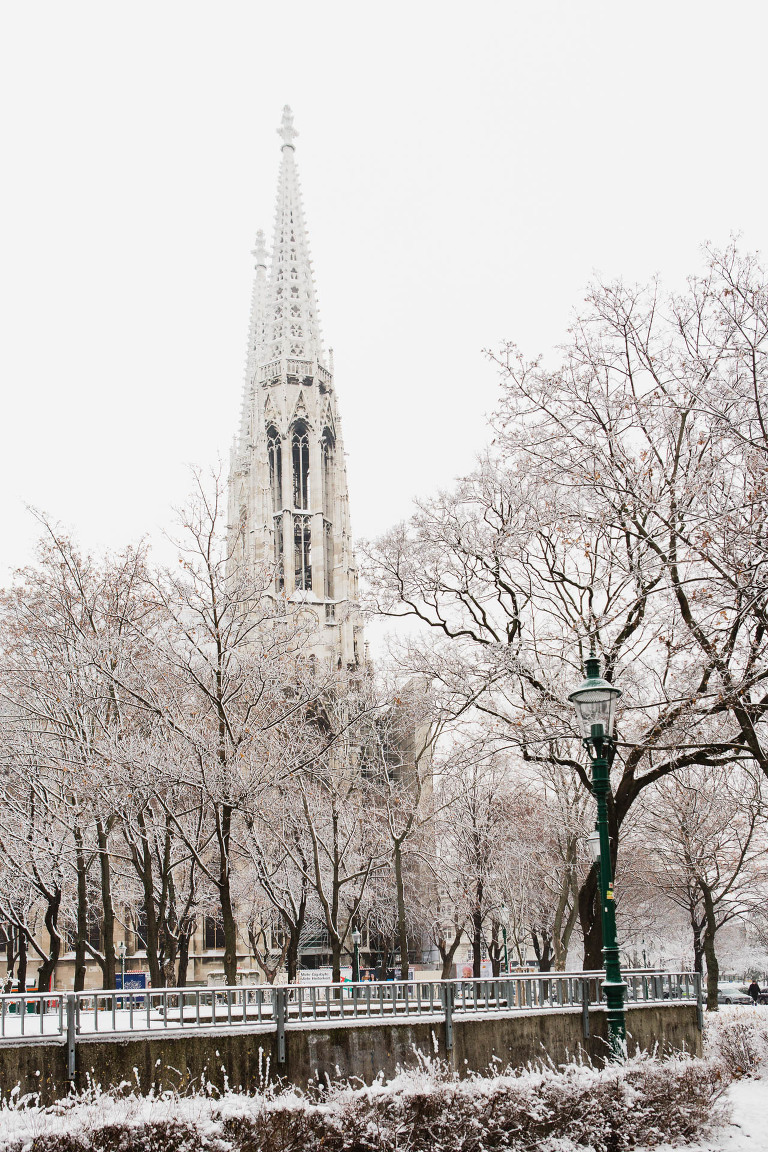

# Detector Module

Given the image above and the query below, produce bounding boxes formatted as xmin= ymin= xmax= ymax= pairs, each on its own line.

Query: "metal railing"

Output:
xmin=0 ymin=991 xmax=65 ymax=1039
xmin=0 ymin=969 xmax=700 ymax=1076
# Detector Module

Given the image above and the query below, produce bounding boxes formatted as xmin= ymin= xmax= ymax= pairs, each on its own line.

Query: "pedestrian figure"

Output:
xmin=747 ymin=980 xmax=761 ymax=1005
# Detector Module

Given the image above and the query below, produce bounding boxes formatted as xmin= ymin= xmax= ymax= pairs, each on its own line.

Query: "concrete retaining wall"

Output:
xmin=0 ymin=1003 xmax=701 ymax=1104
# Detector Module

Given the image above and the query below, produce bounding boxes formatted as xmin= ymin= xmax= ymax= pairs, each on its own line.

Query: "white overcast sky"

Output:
xmin=1 ymin=1 xmax=766 ymax=586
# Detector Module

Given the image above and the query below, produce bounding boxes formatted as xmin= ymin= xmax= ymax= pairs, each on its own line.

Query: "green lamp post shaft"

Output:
xmin=590 ymin=727 xmax=626 ymax=1059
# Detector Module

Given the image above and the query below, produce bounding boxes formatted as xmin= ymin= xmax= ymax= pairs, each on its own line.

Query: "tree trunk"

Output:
xmin=219 ymin=879 xmax=238 ymax=986
xmin=218 ymin=804 xmax=238 ymax=986
xmin=439 ymin=928 xmax=464 ymax=979
xmin=36 ymin=887 xmax=62 ymax=993
xmin=136 ymin=810 xmax=164 ymax=988
xmin=176 ymin=920 xmax=192 ymax=988
xmin=287 ymin=933 xmax=299 ymax=984
xmin=553 ymin=845 xmax=579 ymax=971
xmin=472 ymin=878 xmax=483 ymax=977
xmin=393 ymin=841 xmax=410 ymax=981
xmin=331 ymin=934 xmax=343 ymax=984
xmin=96 ymin=818 xmax=116 ymax=989
xmin=74 ymin=830 xmax=89 ymax=992
xmin=376 ymin=941 xmax=388 ymax=981
xmin=4 ymin=931 xmax=17 ymax=988
xmin=700 ymin=882 xmax=720 ymax=1012
xmin=16 ymin=931 xmax=27 ymax=993
xmin=532 ymin=928 xmax=554 ymax=972
xmin=579 ymin=867 xmax=602 ymax=969
xmin=689 ymin=904 xmax=704 ymax=975
xmin=286 ymin=894 xmax=307 ymax=983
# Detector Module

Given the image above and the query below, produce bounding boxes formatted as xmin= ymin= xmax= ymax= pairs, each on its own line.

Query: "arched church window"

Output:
xmin=274 ymin=515 xmax=284 ymax=592
xmin=324 ymin=520 xmax=333 ymax=600
xmin=321 ymin=427 xmax=335 ymax=516
xmin=294 ymin=515 xmax=312 ymax=591
xmin=267 ymin=426 xmax=282 ymax=512
xmin=292 ymin=423 xmax=310 ymax=509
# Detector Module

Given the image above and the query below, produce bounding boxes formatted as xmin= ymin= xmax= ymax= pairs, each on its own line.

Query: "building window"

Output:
xmin=292 ymin=423 xmax=310 ymax=509
xmin=134 ymin=905 xmax=148 ymax=951
xmin=267 ymin=426 xmax=282 ymax=512
xmin=294 ymin=514 xmax=312 ymax=591
xmin=87 ymin=910 xmax=102 ymax=952
xmin=204 ymin=916 xmax=225 ymax=951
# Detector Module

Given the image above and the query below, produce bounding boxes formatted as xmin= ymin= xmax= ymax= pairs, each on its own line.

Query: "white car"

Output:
xmin=717 ymin=982 xmax=752 ymax=1005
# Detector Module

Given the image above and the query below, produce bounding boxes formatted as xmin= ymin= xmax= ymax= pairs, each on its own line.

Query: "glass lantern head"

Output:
xmin=351 ymin=928 xmax=362 ymax=946
xmin=568 ymin=654 xmax=622 ymax=740
xmin=586 ymin=828 xmax=601 ymax=863
xmin=117 ymin=941 xmax=127 ymax=959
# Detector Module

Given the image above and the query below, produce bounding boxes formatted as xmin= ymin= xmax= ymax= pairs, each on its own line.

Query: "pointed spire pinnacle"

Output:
xmin=278 ymin=105 xmax=299 ymax=149
xmin=251 ymin=228 xmax=268 ymax=267
xmin=235 ymin=229 xmax=269 ymax=461
xmin=263 ymin=107 xmax=324 ymax=366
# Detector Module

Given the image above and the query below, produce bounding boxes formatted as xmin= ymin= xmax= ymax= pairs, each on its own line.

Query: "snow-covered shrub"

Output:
xmin=219 ymin=1053 xmax=725 ymax=1152
xmin=705 ymin=1006 xmax=768 ymax=1078
xmin=0 ymin=1052 xmax=726 ymax=1152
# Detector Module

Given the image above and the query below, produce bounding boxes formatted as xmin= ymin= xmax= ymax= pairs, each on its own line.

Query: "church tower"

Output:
xmin=228 ymin=107 xmax=364 ymax=669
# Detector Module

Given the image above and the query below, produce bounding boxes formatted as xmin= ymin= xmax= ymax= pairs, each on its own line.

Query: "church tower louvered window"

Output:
xmin=267 ymin=426 xmax=284 ymax=590
xmin=267 ymin=426 xmax=282 ymax=512
xmin=292 ymin=423 xmax=310 ymax=510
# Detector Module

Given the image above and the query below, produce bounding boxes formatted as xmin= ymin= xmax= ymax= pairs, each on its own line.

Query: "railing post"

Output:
xmin=581 ymin=979 xmax=590 ymax=1038
xmin=694 ymin=972 xmax=704 ymax=1031
xmin=66 ymin=994 xmax=77 ymax=1081
xmin=275 ymin=987 xmax=287 ymax=1064
xmin=442 ymin=982 xmax=454 ymax=1052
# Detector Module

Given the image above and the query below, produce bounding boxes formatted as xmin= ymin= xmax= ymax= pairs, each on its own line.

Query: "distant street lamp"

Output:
xmin=351 ymin=928 xmax=362 ymax=984
xmin=502 ymin=926 xmax=509 ymax=974
xmin=117 ymin=941 xmax=126 ymax=994
xmin=569 ymin=650 xmax=627 ymax=1060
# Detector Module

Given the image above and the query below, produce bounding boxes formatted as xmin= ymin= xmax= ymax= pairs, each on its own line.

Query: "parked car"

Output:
xmin=717 ymin=982 xmax=752 ymax=1005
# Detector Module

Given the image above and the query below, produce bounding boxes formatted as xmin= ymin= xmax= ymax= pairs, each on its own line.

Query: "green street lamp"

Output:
xmin=569 ymin=652 xmax=627 ymax=1060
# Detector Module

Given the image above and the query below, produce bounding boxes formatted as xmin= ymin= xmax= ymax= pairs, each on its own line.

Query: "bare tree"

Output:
xmin=0 ymin=520 xmax=149 ymax=988
xmin=638 ymin=765 xmax=767 ymax=1009
xmin=98 ymin=471 xmax=336 ymax=985
xmin=362 ymin=243 xmax=768 ymax=968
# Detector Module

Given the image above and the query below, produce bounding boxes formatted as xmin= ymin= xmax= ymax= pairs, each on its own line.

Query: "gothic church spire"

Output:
xmin=228 ymin=108 xmax=363 ymax=671
xmin=264 ymin=106 xmax=325 ymax=367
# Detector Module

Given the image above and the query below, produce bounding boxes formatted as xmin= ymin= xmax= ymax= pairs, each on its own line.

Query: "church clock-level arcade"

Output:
xmin=228 ymin=107 xmax=364 ymax=670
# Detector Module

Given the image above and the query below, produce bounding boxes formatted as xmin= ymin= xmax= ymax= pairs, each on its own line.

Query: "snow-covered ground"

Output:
xmin=649 ymin=1074 xmax=764 ymax=1152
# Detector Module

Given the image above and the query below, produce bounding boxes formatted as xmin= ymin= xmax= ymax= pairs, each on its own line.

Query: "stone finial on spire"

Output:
xmin=251 ymin=229 xmax=268 ymax=267
xmin=278 ymin=105 xmax=298 ymax=149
